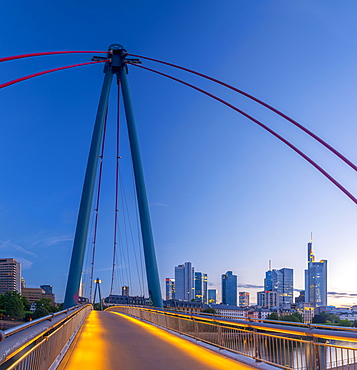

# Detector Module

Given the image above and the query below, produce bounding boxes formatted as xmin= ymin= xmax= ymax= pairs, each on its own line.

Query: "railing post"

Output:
xmin=253 ymin=328 xmax=262 ymax=362
xmin=217 ymin=325 xmax=223 ymax=347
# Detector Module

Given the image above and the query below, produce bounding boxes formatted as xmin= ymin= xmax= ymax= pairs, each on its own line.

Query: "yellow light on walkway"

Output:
xmin=111 ymin=312 xmax=254 ymax=370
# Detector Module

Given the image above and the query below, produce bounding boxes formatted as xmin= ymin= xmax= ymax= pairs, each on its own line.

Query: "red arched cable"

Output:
xmin=128 ymin=63 xmax=357 ymax=205
xmin=128 ymin=54 xmax=357 ymax=172
xmin=0 ymin=60 xmax=109 ymax=89
xmin=89 ymin=108 xmax=108 ymax=302
xmin=0 ymin=51 xmax=107 ymax=63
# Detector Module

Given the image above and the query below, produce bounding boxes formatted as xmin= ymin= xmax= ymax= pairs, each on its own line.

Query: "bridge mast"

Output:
xmin=64 ymin=44 xmax=163 ymax=309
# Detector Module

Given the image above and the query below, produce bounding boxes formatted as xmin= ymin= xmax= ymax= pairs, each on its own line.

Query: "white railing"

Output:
xmin=0 ymin=304 xmax=92 ymax=370
xmin=107 ymin=305 xmax=357 ymax=370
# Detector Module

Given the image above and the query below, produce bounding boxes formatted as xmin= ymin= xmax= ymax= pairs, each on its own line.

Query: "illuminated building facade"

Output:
xmin=264 ymin=267 xmax=293 ymax=307
xmin=239 ymin=292 xmax=250 ymax=307
xmin=0 ymin=258 xmax=21 ymax=294
xmin=175 ymin=262 xmax=194 ymax=301
xmin=208 ymin=289 xmax=217 ymax=304
xmin=165 ymin=278 xmax=175 ymax=300
xmin=222 ymin=271 xmax=237 ymax=306
xmin=257 ymin=290 xmax=279 ymax=308
xmin=305 ymin=239 xmax=327 ymax=307
xmin=194 ymin=272 xmax=208 ymax=303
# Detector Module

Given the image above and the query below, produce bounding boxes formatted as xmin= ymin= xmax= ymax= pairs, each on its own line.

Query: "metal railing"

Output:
xmin=107 ymin=305 xmax=357 ymax=370
xmin=0 ymin=304 xmax=92 ymax=370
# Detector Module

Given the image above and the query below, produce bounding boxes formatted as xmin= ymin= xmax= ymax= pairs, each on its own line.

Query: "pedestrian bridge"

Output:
xmin=1 ymin=305 xmax=357 ymax=370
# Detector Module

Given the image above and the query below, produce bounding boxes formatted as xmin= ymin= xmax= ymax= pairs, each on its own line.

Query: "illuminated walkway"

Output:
xmin=59 ymin=310 xmax=255 ymax=370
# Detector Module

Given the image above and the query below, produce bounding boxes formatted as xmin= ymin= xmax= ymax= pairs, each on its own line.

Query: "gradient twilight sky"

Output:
xmin=1 ymin=1 xmax=357 ymax=306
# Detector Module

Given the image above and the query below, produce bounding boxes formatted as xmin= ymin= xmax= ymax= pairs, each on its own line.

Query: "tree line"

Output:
xmin=0 ymin=291 xmax=61 ymax=321
xmin=266 ymin=311 xmax=357 ymax=327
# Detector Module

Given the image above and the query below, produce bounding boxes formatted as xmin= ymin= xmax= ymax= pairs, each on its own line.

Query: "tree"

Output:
xmin=266 ymin=312 xmax=279 ymax=320
xmin=35 ymin=298 xmax=58 ymax=313
xmin=312 ymin=314 xmax=327 ymax=324
xmin=339 ymin=319 xmax=352 ymax=327
xmin=202 ymin=307 xmax=216 ymax=314
xmin=21 ymin=296 xmax=30 ymax=311
xmin=281 ymin=315 xmax=300 ymax=323
xmin=3 ymin=291 xmax=25 ymax=320
xmin=33 ymin=306 xmax=50 ymax=319
xmin=291 ymin=312 xmax=303 ymax=323
xmin=0 ymin=294 xmax=5 ymax=310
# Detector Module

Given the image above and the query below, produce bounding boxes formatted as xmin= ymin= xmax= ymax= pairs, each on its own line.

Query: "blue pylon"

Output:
xmin=64 ymin=44 xmax=163 ymax=309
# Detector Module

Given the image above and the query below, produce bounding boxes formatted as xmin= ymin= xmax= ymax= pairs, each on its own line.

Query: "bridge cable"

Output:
xmin=89 ymin=108 xmax=109 ymax=302
xmin=0 ymin=60 xmax=109 ymax=89
xmin=118 ymin=176 xmax=133 ymax=290
xmin=0 ymin=50 xmax=107 ymax=63
xmin=131 ymin=169 xmax=147 ymax=296
xmin=128 ymin=54 xmax=357 ymax=173
xmin=120 ymin=170 xmax=145 ymax=296
xmin=128 ymin=63 xmax=357 ymax=205
xmin=110 ymin=82 xmax=122 ymax=296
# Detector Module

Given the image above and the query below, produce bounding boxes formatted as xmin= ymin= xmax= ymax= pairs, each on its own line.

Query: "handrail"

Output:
xmin=1 ymin=304 xmax=89 ymax=340
xmin=106 ymin=305 xmax=357 ymax=343
xmin=0 ymin=304 xmax=92 ymax=368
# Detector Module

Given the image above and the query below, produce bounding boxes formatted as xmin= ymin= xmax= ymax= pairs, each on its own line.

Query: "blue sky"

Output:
xmin=1 ymin=1 xmax=357 ymax=306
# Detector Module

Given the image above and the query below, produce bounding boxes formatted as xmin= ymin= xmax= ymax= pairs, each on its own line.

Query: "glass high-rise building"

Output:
xmin=208 ymin=289 xmax=217 ymax=304
xmin=305 ymin=239 xmax=327 ymax=307
xmin=239 ymin=292 xmax=250 ymax=307
xmin=194 ymin=272 xmax=208 ymax=303
xmin=165 ymin=278 xmax=175 ymax=300
xmin=264 ymin=267 xmax=293 ymax=307
xmin=175 ymin=262 xmax=194 ymax=301
xmin=221 ymin=271 xmax=237 ymax=306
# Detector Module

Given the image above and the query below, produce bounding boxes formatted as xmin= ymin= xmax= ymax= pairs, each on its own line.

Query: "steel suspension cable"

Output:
xmin=128 ymin=54 xmax=357 ymax=172
xmin=89 ymin=109 xmax=108 ymax=302
xmin=0 ymin=50 xmax=107 ymax=63
xmin=110 ymin=82 xmax=122 ymax=296
xmin=0 ymin=60 xmax=109 ymax=89
xmin=128 ymin=63 xmax=357 ymax=205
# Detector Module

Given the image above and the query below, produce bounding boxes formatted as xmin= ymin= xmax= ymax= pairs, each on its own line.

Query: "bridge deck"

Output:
xmin=58 ymin=310 xmax=255 ymax=369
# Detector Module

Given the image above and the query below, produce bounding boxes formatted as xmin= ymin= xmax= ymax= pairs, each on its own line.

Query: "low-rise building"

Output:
xmin=211 ymin=304 xmax=247 ymax=319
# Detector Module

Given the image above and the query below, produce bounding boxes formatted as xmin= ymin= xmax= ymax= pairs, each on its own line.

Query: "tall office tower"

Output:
xmin=194 ymin=272 xmax=208 ymax=303
xmin=165 ymin=278 xmax=175 ymax=300
xmin=0 ymin=258 xmax=21 ymax=294
xmin=194 ymin=272 xmax=203 ymax=302
xmin=221 ymin=271 xmax=238 ymax=305
xmin=208 ymin=289 xmax=217 ymax=304
xmin=264 ymin=260 xmax=273 ymax=291
xmin=264 ymin=267 xmax=293 ymax=307
xmin=202 ymin=273 xmax=208 ymax=304
xmin=239 ymin=292 xmax=250 ymax=307
xmin=305 ymin=238 xmax=327 ymax=307
xmin=175 ymin=262 xmax=194 ymax=301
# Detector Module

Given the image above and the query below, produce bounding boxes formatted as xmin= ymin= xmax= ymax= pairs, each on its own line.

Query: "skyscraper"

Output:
xmin=239 ymin=292 xmax=250 ymax=307
xmin=264 ymin=266 xmax=293 ymax=307
xmin=208 ymin=289 xmax=217 ymax=304
xmin=221 ymin=271 xmax=237 ymax=305
xmin=194 ymin=272 xmax=208 ymax=303
xmin=305 ymin=238 xmax=327 ymax=307
xmin=194 ymin=272 xmax=203 ymax=302
xmin=165 ymin=278 xmax=175 ymax=300
xmin=175 ymin=262 xmax=194 ymax=301
xmin=0 ymin=258 xmax=21 ymax=294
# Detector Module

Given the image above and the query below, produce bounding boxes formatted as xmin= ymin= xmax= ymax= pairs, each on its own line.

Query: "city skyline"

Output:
xmin=1 ymin=2 xmax=357 ymax=305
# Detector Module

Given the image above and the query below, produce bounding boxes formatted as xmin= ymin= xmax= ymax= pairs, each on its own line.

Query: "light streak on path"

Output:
xmin=59 ymin=310 xmax=254 ymax=369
